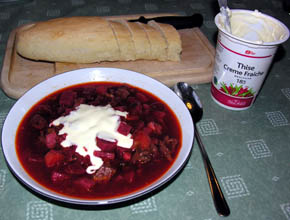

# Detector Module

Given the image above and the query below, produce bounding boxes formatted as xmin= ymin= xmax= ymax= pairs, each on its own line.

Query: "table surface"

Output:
xmin=0 ymin=1 xmax=290 ymax=220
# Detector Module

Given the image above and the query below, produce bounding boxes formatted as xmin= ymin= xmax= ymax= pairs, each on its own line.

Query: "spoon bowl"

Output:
xmin=173 ymin=82 xmax=203 ymax=123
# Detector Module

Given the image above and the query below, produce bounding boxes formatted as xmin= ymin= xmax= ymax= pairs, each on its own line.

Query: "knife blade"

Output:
xmin=128 ymin=13 xmax=203 ymax=29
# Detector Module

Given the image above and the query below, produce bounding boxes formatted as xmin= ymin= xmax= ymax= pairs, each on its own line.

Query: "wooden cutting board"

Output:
xmin=0 ymin=14 xmax=215 ymax=99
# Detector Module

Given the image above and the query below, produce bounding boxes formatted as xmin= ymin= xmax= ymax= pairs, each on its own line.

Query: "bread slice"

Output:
xmin=119 ymin=20 xmax=151 ymax=60
xmin=148 ymin=20 xmax=182 ymax=61
xmin=139 ymin=22 xmax=167 ymax=61
xmin=109 ymin=20 xmax=136 ymax=61
xmin=16 ymin=16 xmax=120 ymax=63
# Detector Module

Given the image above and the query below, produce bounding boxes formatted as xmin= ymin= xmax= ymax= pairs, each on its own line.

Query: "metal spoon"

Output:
xmin=218 ymin=0 xmax=232 ymax=34
xmin=173 ymin=82 xmax=230 ymax=217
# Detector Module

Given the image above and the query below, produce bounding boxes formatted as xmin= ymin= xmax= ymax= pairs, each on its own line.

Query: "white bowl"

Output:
xmin=1 ymin=68 xmax=194 ymax=205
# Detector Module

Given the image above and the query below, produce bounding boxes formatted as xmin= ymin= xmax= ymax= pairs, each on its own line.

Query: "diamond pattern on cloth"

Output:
xmin=221 ymin=175 xmax=250 ymax=199
xmin=0 ymin=170 xmax=7 ymax=191
xmin=130 ymin=197 xmax=158 ymax=214
xmin=0 ymin=112 xmax=7 ymax=128
xmin=118 ymin=0 xmax=132 ymax=3
xmin=71 ymin=0 xmax=85 ymax=6
xmin=185 ymin=160 xmax=193 ymax=169
xmin=281 ymin=203 xmax=290 ymax=220
xmin=46 ymin=9 xmax=61 ymax=17
xmin=246 ymin=139 xmax=272 ymax=159
xmin=96 ymin=6 xmax=111 ymax=15
xmin=189 ymin=3 xmax=205 ymax=10
xmin=197 ymin=119 xmax=221 ymax=136
xmin=26 ymin=201 xmax=53 ymax=220
xmin=0 ymin=12 xmax=10 ymax=20
xmin=265 ymin=111 xmax=289 ymax=127
xmin=18 ymin=19 xmax=33 ymax=26
xmin=186 ymin=190 xmax=194 ymax=196
xmin=144 ymin=3 xmax=159 ymax=11
xmin=281 ymin=88 xmax=290 ymax=101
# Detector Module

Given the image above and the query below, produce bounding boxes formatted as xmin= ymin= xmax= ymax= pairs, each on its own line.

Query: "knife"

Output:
xmin=128 ymin=13 xmax=203 ymax=29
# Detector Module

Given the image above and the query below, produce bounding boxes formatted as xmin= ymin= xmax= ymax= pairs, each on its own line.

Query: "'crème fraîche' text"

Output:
xmin=51 ymin=104 xmax=133 ymax=174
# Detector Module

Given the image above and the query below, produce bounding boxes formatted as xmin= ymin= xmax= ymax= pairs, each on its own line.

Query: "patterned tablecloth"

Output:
xmin=0 ymin=0 xmax=290 ymax=220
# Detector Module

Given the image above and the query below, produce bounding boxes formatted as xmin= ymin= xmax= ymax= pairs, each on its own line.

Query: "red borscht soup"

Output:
xmin=16 ymin=82 xmax=181 ymax=199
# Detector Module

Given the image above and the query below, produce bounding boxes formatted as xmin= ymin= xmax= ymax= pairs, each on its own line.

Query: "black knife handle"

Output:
xmin=130 ymin=14 xmax=203 ymax=29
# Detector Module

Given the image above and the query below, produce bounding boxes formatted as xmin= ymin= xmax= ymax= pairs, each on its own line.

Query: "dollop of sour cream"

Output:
xmin=51 ymin=104 xmax=133 ymax=174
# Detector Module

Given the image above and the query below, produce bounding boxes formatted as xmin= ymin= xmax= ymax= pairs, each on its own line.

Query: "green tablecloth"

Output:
xmin=0 ymin=0 xmax=290 ymax=219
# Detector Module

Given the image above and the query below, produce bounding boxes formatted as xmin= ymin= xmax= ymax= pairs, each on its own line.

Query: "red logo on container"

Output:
xmin=211 ymin=83 xmax=254 ymax=109
xmin=245 ymin=50 xmax=255 ymax=55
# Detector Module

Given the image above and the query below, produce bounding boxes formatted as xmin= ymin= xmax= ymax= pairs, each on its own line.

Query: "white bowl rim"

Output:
xmin=1 ymin=67 xmax=194 ymax=205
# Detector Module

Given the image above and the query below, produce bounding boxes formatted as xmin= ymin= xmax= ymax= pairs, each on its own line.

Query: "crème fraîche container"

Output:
xmin=211 ymin=9 xmax=289 ymax=110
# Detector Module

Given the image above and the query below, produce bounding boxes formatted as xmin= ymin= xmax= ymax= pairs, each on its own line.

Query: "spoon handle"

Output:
xmin=194 ymin=127 xmax=230 ymax=216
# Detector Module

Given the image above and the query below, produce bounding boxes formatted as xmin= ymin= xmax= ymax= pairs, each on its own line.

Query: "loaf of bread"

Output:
xmin=16 ymin=16 xmax=182 ymax=64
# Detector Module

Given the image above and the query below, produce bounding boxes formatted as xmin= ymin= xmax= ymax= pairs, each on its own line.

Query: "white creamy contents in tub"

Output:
xmin=51 ymin=104 xmax=133 ymax=174
xmin=218 ymin=10 xmax=287 ymax=43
